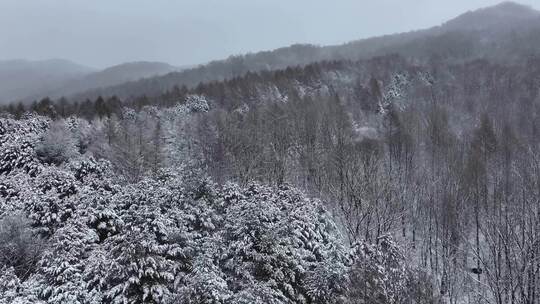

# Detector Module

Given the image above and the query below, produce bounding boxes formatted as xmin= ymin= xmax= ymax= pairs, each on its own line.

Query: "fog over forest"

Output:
xmin=1 ymin=1 xmax=540 ymax=304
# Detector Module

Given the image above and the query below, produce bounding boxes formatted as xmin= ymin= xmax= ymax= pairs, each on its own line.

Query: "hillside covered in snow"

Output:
xmin=2 ymin=2 xmax=540 ymax=304
xmin=0 ymin=113 xmax=434 ymax=303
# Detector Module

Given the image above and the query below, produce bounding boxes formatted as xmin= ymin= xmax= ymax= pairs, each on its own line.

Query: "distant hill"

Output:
xmin=0 ymin=59 xmax=94 ymax=104
xmin=41 ymin=61 xmax=182 ymax=99
xmin=3 ymin=2 xmax=539 ymax=104
xmin=326 ymin=1 xmax=540 ymax=64
xmin=70 ymin=2 xmax=540 ymax=102
xmin=0 ymin=60 xmax=184 ymax=104
xmin=442 ymin=1 xmax=540 ymax=31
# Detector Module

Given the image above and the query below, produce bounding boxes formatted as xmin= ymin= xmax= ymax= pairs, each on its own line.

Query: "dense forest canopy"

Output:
xmin=2 ymin=2 xmax=540 ymax=304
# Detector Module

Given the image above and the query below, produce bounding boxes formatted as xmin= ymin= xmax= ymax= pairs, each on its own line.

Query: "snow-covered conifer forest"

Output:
xmin=2 ymin=2 xmax=540 ymax=303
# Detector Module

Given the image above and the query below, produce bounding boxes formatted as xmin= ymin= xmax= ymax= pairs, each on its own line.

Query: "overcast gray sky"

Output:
xmin=0 ymin=0 xmax=538 ymax=68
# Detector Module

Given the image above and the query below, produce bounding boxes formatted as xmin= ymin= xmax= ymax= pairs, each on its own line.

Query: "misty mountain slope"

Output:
xmin=69 ymin=1 xmax=540 ymax=102
xmin=43 ymin=61 xmax=183 ymax=99
xmin=442 ymin=1 xmax=540 ymax=31
xmin=2 ymin=2 xmax=538 ymax=104
xmin=0 ymin=59 xmax=94 ymax=104
xmin=68 ymin=45 xmax=331 ymax=101
xmin=0 ymin=61 xmax=183 ymax=104
xmin=183 ymin=54 xmax=539 ymax=139
xmin=315 ymin=2 xmax=540 ymax=63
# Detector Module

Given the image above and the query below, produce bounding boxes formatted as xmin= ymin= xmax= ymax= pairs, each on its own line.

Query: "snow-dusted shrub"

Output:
xmin=0 ymin=215 xmax=43 ymax=280
xmin=99 ymin=231 xmax=180 ymax=303
xmin=35 ymin=168 xmax=77 ymax=199
xmin=0 ymin=117 xmax=47 ymax=177
xmin=347 ymin=235 xmax=437 ymax=304
xmin=35 ymin=122 xmax=78 ymax=165
xmin=86 ymin=202 xmax=123 ymax=243
xmin=0 ymin=142 xmax=40 ymax=177
xmin=68 ymin=156 xmax=111 ymax=182
xmin=0 ymin=267 xmax=21 ymax=304
xmin=38 ymin=221 xmax=99 ymax=303
xmin=185 ymin=95 xmax=210 ymax=113
xmin=0 ymin=182 xmax=18 ymax=201
xmin=64 ymin=116 xmax=94 ymax=154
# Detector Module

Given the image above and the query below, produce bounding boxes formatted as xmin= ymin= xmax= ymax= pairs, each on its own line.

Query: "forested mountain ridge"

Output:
xmin=3 ymin=2 xmax=538 ymax=105
xmin=441 ymin=1 xmax=540 ymax=30
xmin=66 ymin=2 xmax=540 ymax=102
xmin=0 ymin=61 xmax=183 ymax=105
xmin=0 ymin=59 xmax=94 ymax=104
xmin=34 ymin=62 xmax=183 ymax=101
